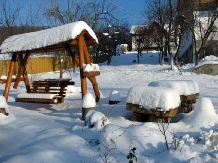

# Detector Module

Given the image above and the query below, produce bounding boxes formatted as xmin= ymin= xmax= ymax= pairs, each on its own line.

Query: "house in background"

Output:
xmin=130 ymin=0 xmax=217 ymax=64
xmin=130 ymin=21 xmax=169 ymax=52
xmin=178 ymin=0 xmax=218 ymax=63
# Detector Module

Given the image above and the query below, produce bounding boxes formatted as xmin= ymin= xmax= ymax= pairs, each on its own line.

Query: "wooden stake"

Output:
xmin=4 ymin=53 xmax=17 ymax=101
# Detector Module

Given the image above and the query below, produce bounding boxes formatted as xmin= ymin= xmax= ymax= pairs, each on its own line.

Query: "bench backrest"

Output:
xmin=31 ymin=80 xmax=75 ymax=97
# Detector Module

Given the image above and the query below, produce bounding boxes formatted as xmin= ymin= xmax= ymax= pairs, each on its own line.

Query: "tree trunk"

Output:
xmin=170 ymin=55 xmax=174 ymax=70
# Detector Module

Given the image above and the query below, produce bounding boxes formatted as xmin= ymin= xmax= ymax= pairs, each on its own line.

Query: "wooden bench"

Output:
xmin=16 ymin=79 xmax=75 ymax=104
xmin=0 ymin=77 xmax=24 ymax=84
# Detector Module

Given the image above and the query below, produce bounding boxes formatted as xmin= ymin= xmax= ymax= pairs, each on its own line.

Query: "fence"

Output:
xmin=0 ymin=55 xmax=108 ymax=76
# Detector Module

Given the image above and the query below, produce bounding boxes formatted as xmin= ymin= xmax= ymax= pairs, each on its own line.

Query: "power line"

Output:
xmin=108 ymin=0 xmax=147 ymax=21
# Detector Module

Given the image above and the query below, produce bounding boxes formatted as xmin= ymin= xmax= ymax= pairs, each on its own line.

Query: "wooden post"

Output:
xmin=14 ymin=52 xmax=30 ymax=93
xmin=87 ymin=76 xmax=100 ymax=102
xmin=4 ymin=53 xmax=17 ymax=101
xmin=77 ymin=35 xmax=87 ymax=98
xmin=82 ymin=35 xmax=100 ymax=102
xmin=82 ymin=37 xmax=92 ymax=64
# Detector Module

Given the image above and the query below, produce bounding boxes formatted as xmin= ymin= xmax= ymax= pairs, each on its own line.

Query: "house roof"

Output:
xmin=130 ymin=21 xmax=166 ymax=35
xmin=0 ymin=21 xmax=98 ymax=54
xmin=130 ymin=25 xmax=148 ymax=34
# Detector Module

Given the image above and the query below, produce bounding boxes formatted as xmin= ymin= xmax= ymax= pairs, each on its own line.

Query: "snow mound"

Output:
xmin=85 ymin=110 xmax=110 ymax=131
xmin=0 ymin=96 xmax=15 ymax=125
xmin=0 ymin=96 xmax=9 ymax=114
xmin=82 ymin=93 xmax=96 ymax=108
xmin=182 ymin=97 xmax=218 ymax=128
xmin=126 ymin=86 xmax=180 ymax=111
xmin=196 ymin=55 xmax=218 ymax=68
xmin=109 ymin=90 xmax=121 ymax=101
xmin=99 ymin=124 xmax=136 ymax=151
xmin=148 ymin=80 xmax=199 ymax=95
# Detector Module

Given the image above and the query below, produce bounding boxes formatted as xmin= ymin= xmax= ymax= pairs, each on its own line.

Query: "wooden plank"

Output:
xmin=16 ymin=97 xmax=58 ymax=104
xmin=83 ymin=71 xmax=100 ymax=77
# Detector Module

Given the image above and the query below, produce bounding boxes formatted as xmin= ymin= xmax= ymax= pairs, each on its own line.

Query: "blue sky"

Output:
xmin=8 ymin=0 xmax=146 ymax=26
xmin=111 ymin=0 xmax=146 ymax=25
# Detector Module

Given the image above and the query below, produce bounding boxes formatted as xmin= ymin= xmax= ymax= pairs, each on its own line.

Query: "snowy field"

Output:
xmin=1 ymin=52 xmax=218 ymax=163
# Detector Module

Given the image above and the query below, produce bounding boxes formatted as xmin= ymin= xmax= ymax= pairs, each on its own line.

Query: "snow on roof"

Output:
xmin=0 ymin=54 xmax=11 ymax=60
xmin=126 ymin=86 xmax=180 ymax=111
xmin=148 ymin=80 xmax=199 ymax=96
xmin=0 ymin=21 xmax=98 ymax=53
xmin=130 ymin=25 xmax=147 ymax=34
xmin=195 ymin=55 xmax=218 ymax=68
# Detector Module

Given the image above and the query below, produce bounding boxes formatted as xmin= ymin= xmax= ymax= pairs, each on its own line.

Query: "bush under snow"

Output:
xmin=85 ymin=110 xmax=110 ymax=131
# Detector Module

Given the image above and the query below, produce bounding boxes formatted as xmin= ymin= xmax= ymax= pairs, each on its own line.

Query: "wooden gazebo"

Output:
xmin=0 ymin=21 xmax=100 ymax=103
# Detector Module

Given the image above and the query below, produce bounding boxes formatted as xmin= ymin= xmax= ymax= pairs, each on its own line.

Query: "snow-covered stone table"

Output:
xmin=148 ymin=80 xmax=200 ymax=113
xmin=126 ymin=86 xmax=180 ymax=123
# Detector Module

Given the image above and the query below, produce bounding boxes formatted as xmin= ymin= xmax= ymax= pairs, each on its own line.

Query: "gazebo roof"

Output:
xmin=0 ymin=21 xmax=98 ymax=54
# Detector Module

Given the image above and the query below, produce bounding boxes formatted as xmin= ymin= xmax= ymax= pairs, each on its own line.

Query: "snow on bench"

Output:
xmin=16 ymin=79 xmax=75 ymax=104
xmin=148 ymin=80 xmax=200 ymax=113
xmin=126 ymin=86 xmax=180 ymax=122
xmin=16 ymin=93 xmax=60 ymax=104
xmin=15 ymin=93 xmax=60 ymax=104
xmin=17 ymin=93 xmax=58 ymax=99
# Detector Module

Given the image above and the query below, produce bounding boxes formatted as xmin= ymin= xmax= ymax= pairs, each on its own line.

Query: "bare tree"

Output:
xmin=130 ymin=25 xmax=147 ymax=63
xmin=193 ymin=8 xmax=218 ymax=65
xmin=143 ymin=0 xmax=180 ymax=70
xmin=0 ymin=1 xmax=23 ymax=44
xmin=176 ymin=0 xmax=218 ymax=65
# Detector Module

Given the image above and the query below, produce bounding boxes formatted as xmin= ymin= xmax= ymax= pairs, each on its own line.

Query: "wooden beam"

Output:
xmin=23 ymin=52 xmax=31 ymax=92
xmin=13 ymin=52 xmax=30 ymax=92
xmin=69 ymin=39 xmax=77 ymax=45
xmin=78 ymin=35 xmax=87 ymax=98
xmin=82 ymin=34 xmax=100 ymax=102
xmin=82 ymin=37 xmax=92 ymax=64
xmin=63 ymin=44 xmax=79 ymax=66
xmin=4 ymin=53 xmax=17 ymax=101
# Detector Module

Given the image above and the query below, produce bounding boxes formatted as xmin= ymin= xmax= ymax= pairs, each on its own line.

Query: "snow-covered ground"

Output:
xmin=1 ymin=52 xmax=218 ymax=163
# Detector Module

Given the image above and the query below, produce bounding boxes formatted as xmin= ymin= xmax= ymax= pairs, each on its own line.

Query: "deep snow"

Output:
xmin=0 ymin=52 xmax=218 ymax=163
